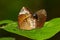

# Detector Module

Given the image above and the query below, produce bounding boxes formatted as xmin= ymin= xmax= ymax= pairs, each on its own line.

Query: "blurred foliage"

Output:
xmin=0 ymin=0 xmax=43 ymax=21
xmin=0 ymin=18 xmax=60 ymax=40
xmin=0 ymin=37 xmax=15 ymax=40
xmin=44 ymin=0 xmax=60 ymax=20
xmin=0 ymin=0 xmax=60 ymax=21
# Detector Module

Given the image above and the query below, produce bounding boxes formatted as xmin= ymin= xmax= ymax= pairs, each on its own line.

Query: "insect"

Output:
xmin=18 ymin=7 xmax=47 ymax=30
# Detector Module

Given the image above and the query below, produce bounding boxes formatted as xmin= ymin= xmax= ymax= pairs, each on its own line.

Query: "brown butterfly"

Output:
xmin=18 ymin=7 xmax=47 ymax=30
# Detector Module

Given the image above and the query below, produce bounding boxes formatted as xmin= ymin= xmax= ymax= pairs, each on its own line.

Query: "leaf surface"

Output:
xmin=0 ymin=18 xmax=60 ymax=40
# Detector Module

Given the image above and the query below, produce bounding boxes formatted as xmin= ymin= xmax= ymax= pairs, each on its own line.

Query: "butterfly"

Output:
xmin=18 ymin=7 xmax=47 ymax=30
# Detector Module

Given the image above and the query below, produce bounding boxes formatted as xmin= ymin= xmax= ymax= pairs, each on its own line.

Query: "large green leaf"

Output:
xmin=0 ymin=18 xmax=60 ymax=40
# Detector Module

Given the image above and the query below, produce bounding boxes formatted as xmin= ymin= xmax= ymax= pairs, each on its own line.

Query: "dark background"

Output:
xmin=0 ymin=0 xmax=60 ymax=40
xmin=0 ymin=0 xmax=60 ymax=21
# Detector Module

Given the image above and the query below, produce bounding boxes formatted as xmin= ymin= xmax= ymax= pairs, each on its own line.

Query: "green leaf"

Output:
xmin=0 ymin=20 xmax=14 ymax=24
xmin=0 ymin=37 xmax=15 ymax=40
xmin=1 ymin=18 xmax=60 ymax=40
xmin=0 ymin=20 xmax=14 ymax=28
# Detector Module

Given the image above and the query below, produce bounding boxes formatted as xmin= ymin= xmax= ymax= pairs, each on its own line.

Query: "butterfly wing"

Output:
xmin=35 ymin=9 xmax=47 ymax=27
